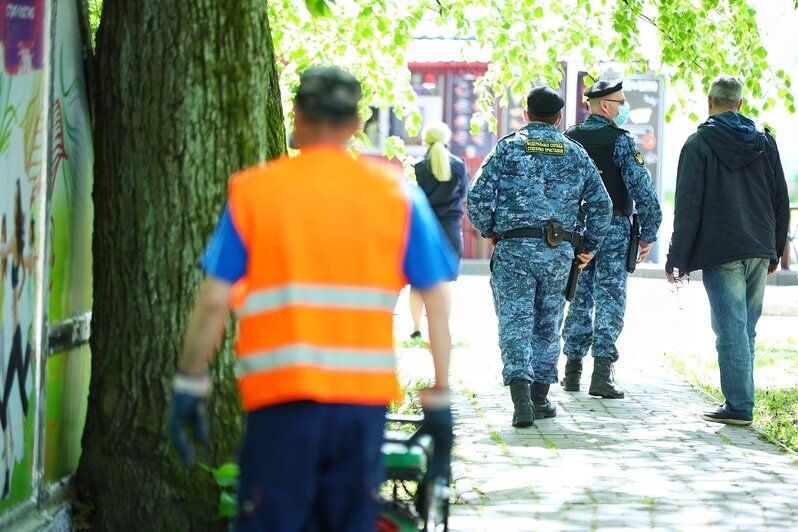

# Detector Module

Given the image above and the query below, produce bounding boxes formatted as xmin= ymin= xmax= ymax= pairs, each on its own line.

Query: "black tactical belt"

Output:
xmin=495 ymin=226 xmax=580 ymax=246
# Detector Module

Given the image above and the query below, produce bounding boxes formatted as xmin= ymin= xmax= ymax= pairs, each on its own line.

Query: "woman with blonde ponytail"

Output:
xmin=409 ymin=121 xmax=470 ymax=341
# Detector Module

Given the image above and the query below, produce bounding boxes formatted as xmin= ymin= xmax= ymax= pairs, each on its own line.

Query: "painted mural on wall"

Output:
xmin=0 ymin=0 xmax=46 ymax=507
xmin=45 ymin=0 xmax=93 ymax=483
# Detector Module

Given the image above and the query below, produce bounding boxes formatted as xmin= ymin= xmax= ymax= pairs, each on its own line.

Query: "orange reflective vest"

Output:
xmin=228 ymin=146 xmax=408 ymax=411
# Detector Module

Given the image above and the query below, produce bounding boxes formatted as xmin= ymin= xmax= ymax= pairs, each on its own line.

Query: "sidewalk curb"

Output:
xmin=460 ymin=259 xmax=798 ymax=317
xmin=461 ymin=259 xmax=798 ymax=285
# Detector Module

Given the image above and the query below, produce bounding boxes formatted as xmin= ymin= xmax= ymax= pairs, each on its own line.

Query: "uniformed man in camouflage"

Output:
xmin=467 ymin=86 xmax=612 ymax=427
xmin=560 ymin=80 xmax=663 ymax=398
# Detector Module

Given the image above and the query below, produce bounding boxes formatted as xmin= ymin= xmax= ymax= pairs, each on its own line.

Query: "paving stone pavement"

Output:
xmin=395 ymin=275 xmax=798 ymax=531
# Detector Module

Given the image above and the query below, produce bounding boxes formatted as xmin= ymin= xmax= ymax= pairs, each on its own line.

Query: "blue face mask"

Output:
xmin=613 ymin=103 xmax=630 ymax=126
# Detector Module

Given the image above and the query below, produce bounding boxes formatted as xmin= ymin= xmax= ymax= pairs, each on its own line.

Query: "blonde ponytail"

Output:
xmin=423 ymin=122 xmax=452 ymax=182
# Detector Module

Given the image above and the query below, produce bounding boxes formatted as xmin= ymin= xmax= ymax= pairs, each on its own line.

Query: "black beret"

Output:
xmin=526 ymin=86 xmax=564 ymax=116
xmin=295 ymin=66 xmax=362 ymax=123
xmin=584 ymin=79 xmax=623 ymax=99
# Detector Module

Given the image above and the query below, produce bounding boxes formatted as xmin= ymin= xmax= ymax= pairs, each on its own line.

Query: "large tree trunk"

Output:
xmin=74 ymin=1 xmax=285 ymax=529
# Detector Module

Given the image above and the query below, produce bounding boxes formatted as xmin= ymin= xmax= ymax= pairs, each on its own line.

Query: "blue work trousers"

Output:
xmin=235 ymin=401 xmax=386 ymax=532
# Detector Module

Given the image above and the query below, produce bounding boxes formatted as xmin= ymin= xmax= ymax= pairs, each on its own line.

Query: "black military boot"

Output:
xmin=589 ymin=357 xmax=625 ymax=399
xmin=531 ymin=382 xmax=557 ymax=418
xmin=509 ymin=379 xmax=534 ymax=427
xmin=560 ymin=359 xmax=582 ymax=392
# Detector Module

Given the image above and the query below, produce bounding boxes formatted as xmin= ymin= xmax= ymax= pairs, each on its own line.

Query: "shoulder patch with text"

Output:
xmin=525 ymin=140 xmax=565 ymax=156
xmin=634 ymin=151 xmax=645 ymax=166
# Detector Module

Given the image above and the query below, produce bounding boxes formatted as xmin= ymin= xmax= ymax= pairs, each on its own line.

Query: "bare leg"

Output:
xmin=409 ymin=287 xmax=424 ymax=336
xmin=442 ymin=282 xmax=453 ymax=321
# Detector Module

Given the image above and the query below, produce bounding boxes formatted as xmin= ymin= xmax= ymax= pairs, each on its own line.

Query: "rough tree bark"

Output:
xmin=74 ymin=1 xmax=285 ymax=529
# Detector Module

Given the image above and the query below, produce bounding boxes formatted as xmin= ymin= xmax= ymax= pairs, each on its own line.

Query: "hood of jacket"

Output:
xmin=696 ymin=111 xmax=766 ymax=171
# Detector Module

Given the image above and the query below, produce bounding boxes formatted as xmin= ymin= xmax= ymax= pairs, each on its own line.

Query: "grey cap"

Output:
xmin=295 ymin=66 xmax=362 ymax=124
xmin=526 ymin=86 xmax=565 ymax=116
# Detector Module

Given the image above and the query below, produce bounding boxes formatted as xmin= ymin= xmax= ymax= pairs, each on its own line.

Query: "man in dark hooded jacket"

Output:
xmin=665 ymin=75 xmax=790 ymax=426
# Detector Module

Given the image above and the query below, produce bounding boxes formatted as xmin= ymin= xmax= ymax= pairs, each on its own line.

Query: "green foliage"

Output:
xmin=271 ymin=0 xmax=794 ymax=150
xmin=86 ymin=0 xmax=796 ymax=154
xmin=656 ymin=0 xmax=794 ymax=120
xmin=201 ymin=462 xmax=240 ymax=518
xmin=304 ymin=0 xmax=334 ymax=18
xmin=85 ymin=0 xmax=102 ymax=50
xmin=269 ymin=0 xmax=426 ymax=169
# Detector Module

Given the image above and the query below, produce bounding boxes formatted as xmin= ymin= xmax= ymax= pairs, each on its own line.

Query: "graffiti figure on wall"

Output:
xmin=0 ymin=179 xmax=34 ymax=498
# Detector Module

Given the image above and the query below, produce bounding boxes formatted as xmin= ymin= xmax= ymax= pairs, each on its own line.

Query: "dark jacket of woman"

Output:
xmin=414 ymin=153 xmax=470 ymax=256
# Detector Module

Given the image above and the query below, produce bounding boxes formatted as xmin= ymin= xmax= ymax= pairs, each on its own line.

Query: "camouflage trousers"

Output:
xmin=562 ymin=216 xmax=631 ymax=363
xmin=490 ymin=240 xmax=570 ymax=385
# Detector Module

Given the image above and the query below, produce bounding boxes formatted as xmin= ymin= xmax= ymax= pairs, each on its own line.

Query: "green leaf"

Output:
xmin=214 ymin=463 xmax=241 ymax=488
xmin=534 ymin=7 xmax=544 ymax=18
xmin=219 ymin=491 xmax=238 ymax=518
xmin=305 ymin=0 xmax=333 ymax=17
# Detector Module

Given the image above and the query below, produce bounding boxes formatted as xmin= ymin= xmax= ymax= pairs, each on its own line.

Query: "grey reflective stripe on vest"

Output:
xmin=236 ymin=345 xmax=396 ymax=377
xmin=239 ymin=284 xmax=398 ymax=317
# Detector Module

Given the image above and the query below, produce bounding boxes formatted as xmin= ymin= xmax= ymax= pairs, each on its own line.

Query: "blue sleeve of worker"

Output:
xmin=403 ymin=186 xmax=458 ymax=290
xmin=614 ymin=133 xmax=662 ymax=243
xmin=466 ymin=144 xmax=502 ymax=237
xmin=200 ymin=204 xmax=248 ymax=284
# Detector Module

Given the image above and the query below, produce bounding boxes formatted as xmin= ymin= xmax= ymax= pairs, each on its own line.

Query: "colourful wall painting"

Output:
xmin=0 ymin=0 xmax=47 ymax=509
xmin=0 ymin=0 xmax=93 ymax=517
xmin=44 ymin=0 xmax=93 ymax=483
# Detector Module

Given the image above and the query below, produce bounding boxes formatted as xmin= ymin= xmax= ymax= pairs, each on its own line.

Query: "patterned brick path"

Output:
xmin=395 ymin=276 xmax=798 ymax=531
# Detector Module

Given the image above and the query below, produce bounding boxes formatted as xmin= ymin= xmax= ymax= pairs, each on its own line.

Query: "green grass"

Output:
xmin=396 ymin=337 xmax=471 ymax=349
xmin=665 ymin=339 xmax=798 ymax=453
xmin=397 ymin=337 xmax=430 ymax=349
xmin=638 ymin=496 xmax=656 ymax=506
xmin=386 ymin=378 xmax=428 ymax=434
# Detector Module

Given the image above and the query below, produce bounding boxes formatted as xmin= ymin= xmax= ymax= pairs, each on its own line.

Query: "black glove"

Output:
xmin=414 ymin=388 xmax=453 ymax=481
xmin=167 ymin=372 xmax=211 ymax=467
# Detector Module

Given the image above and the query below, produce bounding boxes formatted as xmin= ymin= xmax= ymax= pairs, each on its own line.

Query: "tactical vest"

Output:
xmin=565 ymin=123 xmax=632 ymax=215
xmin=228 ymin=146 xmax=406 ymax=411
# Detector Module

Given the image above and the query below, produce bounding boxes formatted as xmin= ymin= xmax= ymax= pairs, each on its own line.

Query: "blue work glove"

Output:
xmin=167 ymin=372 xmax=211 ymax=467
xmin=414 ymin=388 xmax=453 ymax=481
